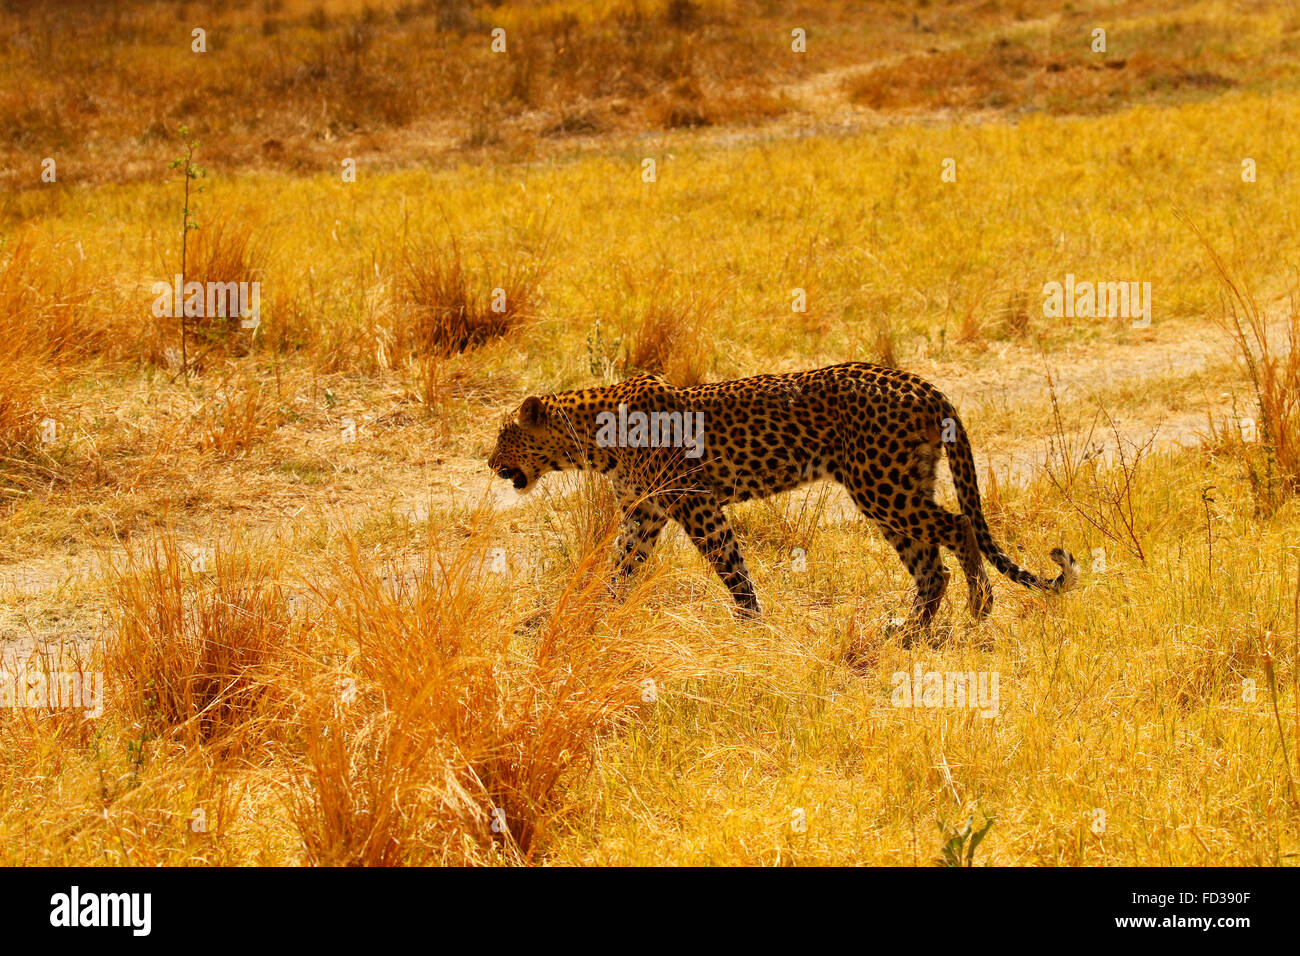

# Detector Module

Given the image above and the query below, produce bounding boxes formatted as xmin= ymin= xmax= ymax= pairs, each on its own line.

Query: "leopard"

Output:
xmin=487 ymin=362 xmax=1078 ymax=634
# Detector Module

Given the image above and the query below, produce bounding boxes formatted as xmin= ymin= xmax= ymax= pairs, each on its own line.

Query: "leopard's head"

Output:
xmin=488 ymin=396 xmax=570 ymax=494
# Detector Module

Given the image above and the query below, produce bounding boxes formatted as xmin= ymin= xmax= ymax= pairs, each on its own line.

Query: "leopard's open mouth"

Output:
xmin=496 ymin=467 xmax=528 ymax=490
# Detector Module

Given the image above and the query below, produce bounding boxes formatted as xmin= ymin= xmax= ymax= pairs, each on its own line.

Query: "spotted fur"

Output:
xmin=488 ymin=362 xmax=1078 ymax=631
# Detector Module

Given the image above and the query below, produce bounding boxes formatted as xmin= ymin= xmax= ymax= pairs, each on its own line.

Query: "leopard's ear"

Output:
xmin=519 ymin=396 xmax=548 ymax=427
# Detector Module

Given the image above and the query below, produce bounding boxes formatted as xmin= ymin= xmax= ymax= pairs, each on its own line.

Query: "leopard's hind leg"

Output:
xmin=840 ymin=435 xmax=992 ymax=625
xmin=882 ymin=531 xmax=950 ymax=639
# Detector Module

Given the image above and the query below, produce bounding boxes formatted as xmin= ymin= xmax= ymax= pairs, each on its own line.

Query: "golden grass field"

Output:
xmin=1 ymin=0 xmax=1298 ymax=865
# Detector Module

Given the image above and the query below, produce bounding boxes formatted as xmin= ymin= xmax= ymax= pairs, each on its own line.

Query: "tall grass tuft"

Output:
xmin=191 ymin=371 xmax=286 ymax=458
xmin=0 ymin=232 xmax=105 ymax=361
xmin=394 ymin=235 xmax=549 ymax=359
xmin=0 ymin=233 xmax=107 ymax=487
xmin=107 ymin=534 xmax=304 ymax=749
xmin=0 ymin=353 xmax=43 ymax=461
xmin=288 ymin=515 xmax=687 ymax=864
xmin=1190 ymin=220 xmax=1300 ymax=511
xmin=621 ymin=290 xmax=718 ymax=386
xmin=159 ymin=210 xmax=267 ymax=366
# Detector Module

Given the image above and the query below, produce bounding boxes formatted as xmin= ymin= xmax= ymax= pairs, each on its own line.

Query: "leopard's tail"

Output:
xmin=942 ymin=405 xmax=1079 ymax=593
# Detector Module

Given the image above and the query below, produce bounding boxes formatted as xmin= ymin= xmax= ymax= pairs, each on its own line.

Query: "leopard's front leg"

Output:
xmin=614 ymin=499 xmax=668 ymax=577
xmin=670 ymin=492 xmax=761 ymax=618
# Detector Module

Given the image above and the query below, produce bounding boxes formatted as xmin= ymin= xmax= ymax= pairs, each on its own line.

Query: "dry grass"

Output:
xmin=1219 ymin=298 xmax=1300 ymax=502
xmin=0 ymin=232 xmax=111 ymax=490
xmin=0 ymin=231 xmax=108 ymax=361
xmin=0 ymin=0 xmax=828 ymax=192
xmin=191 ymin=372 xmax=289 ymax=458
xmin=289 ymin=519 xmax=686 ymax=863
xmin=392 ymin=234 xmax=549 ymax=360
xmin=0 ymin=353 xmax=44 ymax=459
xmin=13 ymin=0 xmax=1266 ymax=198
xmin=176 ymin=212 xmax=267 ymax=354
xmin=621 ymin=290 xmax=718 ymax=386
xmin=1042 ymin=388 xmax=1155 ymax=565
xmin=107 ymin=533 xmax=304 ymax=748
xmin=846 ymin=17 xmax=1259 ymax=115
xmin=1188 ymin=220 xmax=1300 ymax=511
